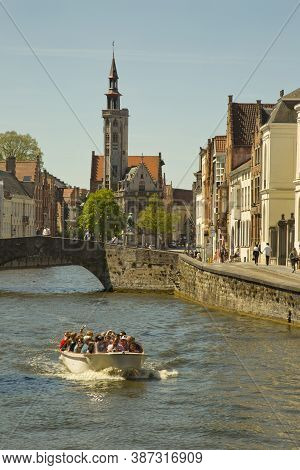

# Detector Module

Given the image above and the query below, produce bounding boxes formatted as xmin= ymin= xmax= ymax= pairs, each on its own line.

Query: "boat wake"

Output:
xmin=26 ymin=352 xmax=178 ymax=383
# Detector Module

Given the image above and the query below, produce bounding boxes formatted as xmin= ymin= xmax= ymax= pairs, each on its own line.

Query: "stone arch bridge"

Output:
xmin=0 ymin=237 xmax=179 ymax=292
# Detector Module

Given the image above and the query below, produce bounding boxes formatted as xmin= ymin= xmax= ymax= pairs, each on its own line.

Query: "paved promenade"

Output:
xmin=187 ymin=258 xmax=300 ymax=293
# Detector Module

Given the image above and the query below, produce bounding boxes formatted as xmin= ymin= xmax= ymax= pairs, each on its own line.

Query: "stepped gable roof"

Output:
xmin=0 ymin=170 xmax=31 ymax=197
xmin=128 ymin=155 xmax=163 ymax=182
xmin=91 ymin=154 xmax=104 ymax=182
xmin=51 ymin=174 xmax=68 ymax=188
xmin=214 ymin=135 xmax=226 ymax=153
xmin=90 ymin=154 xmax=164 ymax=184
xmin=0 ymin=160 xmax=38 ymax=182
xmin=231 ymin=103 xmax=258 ymax=146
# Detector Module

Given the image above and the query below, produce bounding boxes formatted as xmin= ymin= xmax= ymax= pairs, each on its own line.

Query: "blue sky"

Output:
xmin=0 ymin=0 xmax=299 ymax=189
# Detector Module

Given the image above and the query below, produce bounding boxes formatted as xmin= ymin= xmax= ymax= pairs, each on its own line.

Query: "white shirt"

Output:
xmin=264 ymin=246 xmax=272 ymax=256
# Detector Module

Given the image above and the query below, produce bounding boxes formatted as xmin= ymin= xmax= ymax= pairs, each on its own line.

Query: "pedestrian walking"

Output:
xmin=220 ymin=246 xmax=226 ymax=263
xmin=252 ymin=243 xmax=260 ymax=265
xmin=289 ymin=248 xmax=298 ymax=273
xmin=263 ymin=243 xmax=272 ymax=266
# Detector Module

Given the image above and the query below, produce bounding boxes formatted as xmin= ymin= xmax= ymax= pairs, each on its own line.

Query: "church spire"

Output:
xmin=102 ymin=46 xmax=129 ymax=191
xmin=105 ymin=44 xmax=121 ymax=110
xmin=109 ymin=49 xmax=119 ymax=80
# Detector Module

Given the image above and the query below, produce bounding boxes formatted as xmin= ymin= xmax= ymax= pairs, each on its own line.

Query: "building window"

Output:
xmin=112 ymin=133 xmax=118 ymax=143
xmin=105 ymin=133 xmax=110 ymax=144
xmin=139 ymin=181 xmax=145 ymax=192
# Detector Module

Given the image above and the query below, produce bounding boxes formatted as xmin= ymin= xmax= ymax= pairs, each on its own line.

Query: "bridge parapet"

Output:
xmin=0 ymin=237 xmax=180 ymax=292
xmin=0 ymin=236 xmax=112 ymax=290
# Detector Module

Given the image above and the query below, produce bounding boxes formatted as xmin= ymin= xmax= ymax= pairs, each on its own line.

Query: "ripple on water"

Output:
xmin=2 ymin=266 xmax=300 ymax=450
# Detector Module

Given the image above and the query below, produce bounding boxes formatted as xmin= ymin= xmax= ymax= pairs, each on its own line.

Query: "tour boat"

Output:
xmin=59 ymin=350 xmax=145 ymax=374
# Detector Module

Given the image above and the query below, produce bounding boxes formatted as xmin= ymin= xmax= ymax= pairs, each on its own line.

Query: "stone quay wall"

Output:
xmin=177 ymin=255 xmax=300 ymax=324
xmin=105 ymin=246 xmax=180 ymax=292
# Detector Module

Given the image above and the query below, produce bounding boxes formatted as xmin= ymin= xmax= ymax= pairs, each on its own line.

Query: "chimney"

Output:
xmin=256 ymin=99 xmax=261 ymax=104
xmin=280 ymin=90 xmax=284 ymax=98
xmin=228 ymin=95 xmax=233 ymax=103
xmin=6 ymin=156 xmax=16 ymax=176
xmin=159 ymin=152 xmax=162 ymax=158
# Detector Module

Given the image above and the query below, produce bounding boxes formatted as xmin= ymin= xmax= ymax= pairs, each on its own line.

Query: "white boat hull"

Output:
xmin=60 ymin=351 xmax=145 ymax=374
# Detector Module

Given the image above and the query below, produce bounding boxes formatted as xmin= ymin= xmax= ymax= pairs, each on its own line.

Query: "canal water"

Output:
xmin=0 ymin=266 xmax=300 ymax=450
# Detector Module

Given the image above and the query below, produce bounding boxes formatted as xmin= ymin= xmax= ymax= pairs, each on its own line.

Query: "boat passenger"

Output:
xmin=107 ymin=335 xmax=119 ymax=353
xmin=74 ymin=336 xmax=83 ymax=353
xmin=81 ymin=338 xmax=91 ymax=354
xmin=68 ymin=332 xmax=77 ymax=352
xmin=83 ymin=330 xmax=94 ymax=342
xmin=117 ymin=337 xmax=129 ymax=352
xmin=104 ymin=330 xmax=116 ymax=341
xmin=94 ymin=335 xmax=106 ymax=353
xmin=129 ymin=340 xmax=143 ymax=353
xmin=59 ymin=331 xmax=71 ymax=350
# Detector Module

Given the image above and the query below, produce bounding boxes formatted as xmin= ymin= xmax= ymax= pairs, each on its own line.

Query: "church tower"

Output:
xmin=102 ymin=51 xmax=129 ymax=191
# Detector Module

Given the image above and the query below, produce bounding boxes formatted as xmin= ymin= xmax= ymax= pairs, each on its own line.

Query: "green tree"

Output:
xmin=137 ymin=194 xmax=173 ymax=247
xmin=78 ymin=189 xmax=124 ymax=242
xmin=0 ymin=131 xmax=43 ymax=161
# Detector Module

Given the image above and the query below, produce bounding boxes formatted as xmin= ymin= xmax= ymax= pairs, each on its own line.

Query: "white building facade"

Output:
xmin=0 ymin=172 xmax=35 ymax=238
xmin=228 ymin=162 xmax=251 ymax=261
xmin=260 ymin=89 xmax=300 ymax=264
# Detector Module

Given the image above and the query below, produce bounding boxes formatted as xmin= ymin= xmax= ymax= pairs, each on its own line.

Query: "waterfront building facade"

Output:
xmin=295 ymin=100 xmax=300 ymax=251
xmin=260 ymin=89 xmax=300 ymax=264
xmin=0 ymin=163 xmax=35 ymax=238
xmin=250 ymin=101 xmax=275 ymax=246
xmin=0 ymin=157 xmax=68 ymax=236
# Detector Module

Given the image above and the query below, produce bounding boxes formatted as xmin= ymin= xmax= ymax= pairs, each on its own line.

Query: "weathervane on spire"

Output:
xmin=112 ymin=41 xmax=115 ymax=56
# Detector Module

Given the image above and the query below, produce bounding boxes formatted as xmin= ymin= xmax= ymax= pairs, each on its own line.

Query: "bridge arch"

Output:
xmin=0 ymin=237 xmax=112 ymax=291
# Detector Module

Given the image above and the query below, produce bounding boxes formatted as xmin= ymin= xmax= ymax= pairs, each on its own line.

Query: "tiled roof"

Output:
xmin=0 ymin=160 xmax=38 ymax=182
xmin=0 ymin=170 xmax=31 ymax=197
xmin=214 ymin=136 xmax=226 ymax=153
xmin=231 ymin=103 xmax=258 ymax=146
xmin=128 ymin=156 xmax=162 ymax=182
xmin=90 ymin=154 xmax=163 ymax=183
